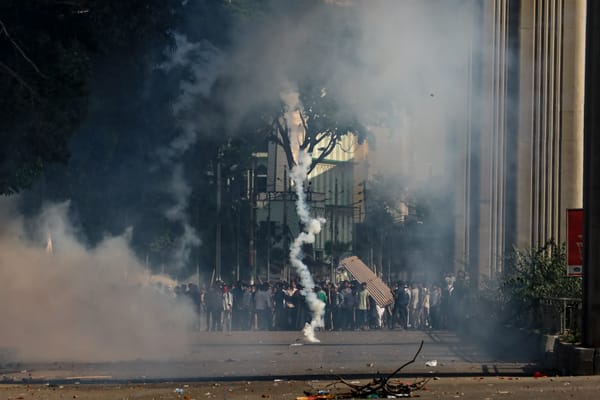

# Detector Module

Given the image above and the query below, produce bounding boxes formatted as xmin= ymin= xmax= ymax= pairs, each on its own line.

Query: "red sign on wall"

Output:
xmin=567 ymin=208 xmax=583 ymax=276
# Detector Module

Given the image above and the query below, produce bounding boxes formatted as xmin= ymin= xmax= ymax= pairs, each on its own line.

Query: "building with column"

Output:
xmin=250 ymin=0 xmax=586 ymax=285
xmin=252 ymin=134 xmax=368 ymax=281
xmin=456 ymin=0 xmax=586 ymax=286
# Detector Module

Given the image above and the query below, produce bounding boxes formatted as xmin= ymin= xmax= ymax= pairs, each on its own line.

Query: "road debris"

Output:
xmin=299 ymin=341 xmax=429 ymax=399
xmin=425 ymin=360 xmax=437 ymax=367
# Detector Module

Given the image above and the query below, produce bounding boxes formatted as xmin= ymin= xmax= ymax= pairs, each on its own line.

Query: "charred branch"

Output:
xmin=309 ymin=340 xmax=428 ymax=399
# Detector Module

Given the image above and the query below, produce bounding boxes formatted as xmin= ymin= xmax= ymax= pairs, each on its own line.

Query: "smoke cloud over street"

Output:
xmin=0 ymin=0 xmax=502 ymax=361
xmin=0 ymin=198 xmax=195 ymax=362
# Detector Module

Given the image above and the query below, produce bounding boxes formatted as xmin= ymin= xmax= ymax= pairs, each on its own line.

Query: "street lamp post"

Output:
xmin=249 ymin=159 xmax=257 ymax=284
xmin=330 ymin=205 xmax=335 ymax=283
xmin=215 ymin=151 xmax=222 ymax=282
xmin=236 ymin=198 xmax=240 ymax=281
xmin=267 ymin=192 xmax=271 ymax=281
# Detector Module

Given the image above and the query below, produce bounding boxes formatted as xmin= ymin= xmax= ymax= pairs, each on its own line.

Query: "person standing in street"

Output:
xmin=395 ymin=283 xmax=411 ymax=329
xmin=356 ymin=282 xmax=370 ymax=330
xmin=222 ymin=284 xmax=234 ymax=333
xmin=254 ymin=282 xmax=273 ymax=330
xmin=206 ymin=284 xmax=223 ymax=331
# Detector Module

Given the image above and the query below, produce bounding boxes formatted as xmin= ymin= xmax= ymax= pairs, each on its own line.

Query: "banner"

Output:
xmin=567 ymin=208 xmax=583 ymax=276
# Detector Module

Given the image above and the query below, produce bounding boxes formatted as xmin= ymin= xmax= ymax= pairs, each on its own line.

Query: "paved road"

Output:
xmin=3 ymin=376 xmax=600 ymax=400
xmin=0 ymin=330 xmax=537 ymax=383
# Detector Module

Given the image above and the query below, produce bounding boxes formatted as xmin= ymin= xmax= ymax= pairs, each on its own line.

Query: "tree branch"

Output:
xmin=298 ymin=110 xmax=311 ymax=150
xmin=0 ymin=61 xmax=36 ymax=97
xmin=310 ymin=130 xmax=334 ymax=151
xmin=368 ymin=339 xmax=424 ymax=394
xmin=0 ymin=18 xmax=46 ymax=78
xmin=274 ymin=117 xmax=296 ymax=170
xmin=311 ymin=131 xmax=338 ymax=161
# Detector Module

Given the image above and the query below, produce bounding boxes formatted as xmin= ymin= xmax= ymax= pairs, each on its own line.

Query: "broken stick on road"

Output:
xmin=301 ymin=340 xmax=429 ymax=399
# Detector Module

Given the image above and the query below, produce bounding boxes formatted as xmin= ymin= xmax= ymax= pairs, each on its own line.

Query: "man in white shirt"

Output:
xmin=222 ymin=284 xmax=234 ymax=333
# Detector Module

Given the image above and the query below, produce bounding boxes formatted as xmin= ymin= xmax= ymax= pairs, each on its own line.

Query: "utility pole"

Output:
xmin=267 ymin=192 xmax=271 ymax=281
xmin=236 ymin=198 xmax=240 ymax=281
xmin=330 ymin=205 xmax=335 ymax=283
xmin=332 ymin=178 xmax=339 ymax=282
xmin=249 ymin=161 xmax=256 ymax=283
xmin=283 ymin=169 xmax=288 ymax=280
xmin=215 ymin=151 xmax=222 ymax=282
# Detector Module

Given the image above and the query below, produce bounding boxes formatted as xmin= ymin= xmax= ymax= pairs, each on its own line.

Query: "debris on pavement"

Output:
xmin=425 ymin=360 xmax=437 ymax=367
xmin=300 ymin=340 xmax=429 ymax=399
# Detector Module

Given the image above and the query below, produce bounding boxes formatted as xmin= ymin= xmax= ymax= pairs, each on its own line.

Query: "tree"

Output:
xmin=0 ymin=0 xmax=179 ymax=195
xmin=353 ymin=174 xmax=407 ymax=275
xmin=497 ymin=241 xmax=582 ymax=329
xmin=266 ymin=84 xmax=368 ymax=174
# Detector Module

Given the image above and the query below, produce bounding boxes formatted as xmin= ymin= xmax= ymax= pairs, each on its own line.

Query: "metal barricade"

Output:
xmin=540 ymin=297 xmax=582 ymax=335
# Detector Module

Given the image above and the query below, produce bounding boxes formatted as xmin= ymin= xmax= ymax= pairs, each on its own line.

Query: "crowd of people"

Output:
xmin=173 ymin=272 xmax=470 ymax=333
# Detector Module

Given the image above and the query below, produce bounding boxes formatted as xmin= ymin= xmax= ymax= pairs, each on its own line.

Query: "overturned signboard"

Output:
xmin=339 ymin=256 xmax=394 ymax=307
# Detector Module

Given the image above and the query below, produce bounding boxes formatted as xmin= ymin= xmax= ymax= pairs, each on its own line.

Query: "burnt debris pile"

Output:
xmin=301 ymin=340 xmax=429 ymax=399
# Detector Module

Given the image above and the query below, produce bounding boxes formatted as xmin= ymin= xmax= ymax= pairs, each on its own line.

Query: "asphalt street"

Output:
xmin=0 ymin=330 xmax=536 ymax=383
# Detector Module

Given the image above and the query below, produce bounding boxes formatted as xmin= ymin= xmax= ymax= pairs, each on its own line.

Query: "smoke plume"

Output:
xmin=0 ymin=198 xmax=196 ymax=362
xmin=156 ymin=33 xmax=224 ymax=270
xmin=289 ymin=150 xmax=327 ymax=342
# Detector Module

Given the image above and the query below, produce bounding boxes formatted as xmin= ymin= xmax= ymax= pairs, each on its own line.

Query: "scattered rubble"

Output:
xmin=299 ymin=341 xmax=429 ymax=399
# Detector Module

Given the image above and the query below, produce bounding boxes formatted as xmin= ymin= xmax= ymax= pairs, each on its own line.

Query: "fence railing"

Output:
xmin=539 ymin=297 xmax=582 ymax=336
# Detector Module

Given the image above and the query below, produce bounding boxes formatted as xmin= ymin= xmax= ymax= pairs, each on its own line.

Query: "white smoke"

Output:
xmin=281 ymin=88 xmax=327 ymax=342
xmin=0 ymin=198 xmax=196 ymax=362
xmin=166 ymin=165 xmax=202 ymax=269
xmin=289 ymin=151 xmax=327 ymax=343
xmin=281 ymin=87 xmax=304 ymax=155
xmin=160 ymin=34 xmax=223 ymax=119
xmin=156 ymin=32 xmax=224 ymax=270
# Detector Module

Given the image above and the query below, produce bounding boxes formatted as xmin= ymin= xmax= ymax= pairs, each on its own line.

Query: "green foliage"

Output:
xmin=264 ymin=83 xmax=368 ymax=175
xmin=485 ymin=241 xmax=582 ymax=329
xmin=0 ymin=0 xmax=179 ymax=195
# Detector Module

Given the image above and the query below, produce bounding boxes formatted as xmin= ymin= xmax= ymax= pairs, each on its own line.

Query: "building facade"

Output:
xmin=252 ymin=134 xmax=368 ymax=280
xmin=456 ymin=0 xmax=586 ymax=286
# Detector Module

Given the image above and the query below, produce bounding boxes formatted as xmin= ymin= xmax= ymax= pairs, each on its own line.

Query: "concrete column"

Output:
xmin=516 ymin=0 xmax=535 ymax=248
xmin=560 ymin=0 xmax=586 ymax=241
xmin=453 ymin=1 xmax=477 ymax=276
xmin=477 ymin=0 xmax=509 ymax=278
xmin=516 ymin=0 xmax=578 ymax=248
xmin=583 ymin=0 xmax=600 ymax=349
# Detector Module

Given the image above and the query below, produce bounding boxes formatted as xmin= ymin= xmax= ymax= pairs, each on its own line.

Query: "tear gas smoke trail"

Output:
xmin=156 ymin=34 xmax=223 ymax=270
xmin=165 ymin=164 xmax=201 ymax=269
xmin=289 ymin=150 xmax=327 ymax=343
